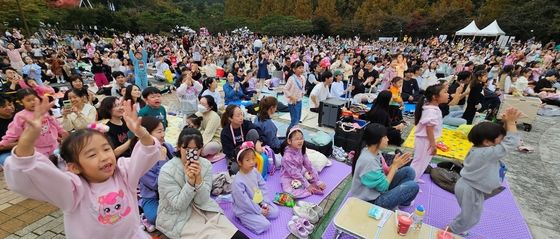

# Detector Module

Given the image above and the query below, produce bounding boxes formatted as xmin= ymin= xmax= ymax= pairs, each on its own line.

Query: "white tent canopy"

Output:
xmin=455 ymin=20 xmax=480 ymax=36
xmin=477 ymin=20 xmax=506 ymax=37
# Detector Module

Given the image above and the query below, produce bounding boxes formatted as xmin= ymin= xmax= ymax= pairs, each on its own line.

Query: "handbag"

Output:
xmin=334 ymin=120 xmax=369 ymax=153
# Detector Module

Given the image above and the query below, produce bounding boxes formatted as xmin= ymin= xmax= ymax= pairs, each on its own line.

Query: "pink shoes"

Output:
xmin=288 ymin=215 xmax=313 ymax=239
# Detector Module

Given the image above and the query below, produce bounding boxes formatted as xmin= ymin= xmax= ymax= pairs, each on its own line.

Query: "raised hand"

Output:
xmin=501 ymin=107 xmax=522 ymax=123
xmin=392 ymin=152 xmax=412 ymax=168
xmin=15 ymin=96 xmax=53 ymax=157
xmin=122 ymin=99 xmax=142 ymax=136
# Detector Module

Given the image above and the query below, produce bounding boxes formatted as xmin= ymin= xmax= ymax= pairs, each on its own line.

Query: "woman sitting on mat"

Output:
xmin=157 ymin=128 xmax=249 ymax=239
xmin=361 ymin=90 xmax=405 ymax=146
xmin=254 ymin=96 xmax=284 ymax=153
xmin=349 ymin=123 xmax=419 ymax=210
xmin=220 ymin=104 xmax=262 ymax=175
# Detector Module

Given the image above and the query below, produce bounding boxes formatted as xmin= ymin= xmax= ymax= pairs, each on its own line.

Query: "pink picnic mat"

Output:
xmin=322 ymin=173 xmax=532 ymax=239
xmin=212 ymin=159 xmax=351 ymax=239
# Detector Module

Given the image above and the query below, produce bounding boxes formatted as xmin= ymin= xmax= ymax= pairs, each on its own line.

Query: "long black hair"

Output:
xmin=352 ymin=123 xmax=388 ymax=175
xmin=279 ymin=128 xmax=306 ymax=156
xmin=200 ymin=95 xmax=218 ymax=113
xmin=414 ymin=83 xmax=445 ymax=125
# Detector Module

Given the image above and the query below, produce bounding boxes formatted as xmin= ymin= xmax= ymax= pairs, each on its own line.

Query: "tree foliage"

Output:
xmin=0 ymin=0 xmax=558 ymax=40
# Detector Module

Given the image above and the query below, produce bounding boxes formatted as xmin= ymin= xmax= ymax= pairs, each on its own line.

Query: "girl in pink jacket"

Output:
xmin=4 ymin=98 xmax=161 ymax=239
xmin=0 ymin=89 xmax=66 ymax=156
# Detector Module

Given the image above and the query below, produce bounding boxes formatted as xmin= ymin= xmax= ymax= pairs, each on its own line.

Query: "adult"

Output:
xmin=361 ymin=91 xmax=405 ymax=146
xmin=97 ymin=96 xmax=131 ymax=158
xmin=535 ymin=70 xmax=559 ymax=93
xmin=176 ymin=72 xmax=203 ymax=116
xmin=65 ymin=75 xmax=97 ymax=105
xmin=123 ymin=84 xmax=146 ymax=112
xmin=201 ymin=78 xmax=224 ymax=111
xmin=62 ymin=88 xmax=97 ymax=131
xmin=220 ymin=104 xmax=261 ymax=175
xmin=401 ymin=69 xmax=420 ymax=103
xmin=157 ymin=128 xmax=248 ymax=239
xmin=254 ymin=96 xmax=284 ymax=153
xmin=198 ymin=95 xmax=222 ymax=158
xmin=1 ymin=67 xmax=25 ymax=97
xmin=349 ymin=123 xmax=419 ymax=209
xmin=440 ymin=71 xmax=470 ymax=127
xmin=223 ymin=72 xmax=251 ymax=107
xmin=0 ymin=96 xmax=15 ymax=166
xmin=110 ymin=71 xmax=130 ymax=97
xmin=309 ymin=70 xmax=334 ymax=112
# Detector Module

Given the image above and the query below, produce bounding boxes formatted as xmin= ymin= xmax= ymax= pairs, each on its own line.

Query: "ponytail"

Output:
xmin=414 ymin=95 xmax=426 ymax=125
xmin=415 ymin=83 xmax=445 ymax=125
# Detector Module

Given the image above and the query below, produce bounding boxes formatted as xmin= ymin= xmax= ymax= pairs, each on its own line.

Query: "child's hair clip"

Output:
xmin=87 ymin=123 xmax=110 ymax=133
xmin=236 ymin=141 xmax=255 ymax=161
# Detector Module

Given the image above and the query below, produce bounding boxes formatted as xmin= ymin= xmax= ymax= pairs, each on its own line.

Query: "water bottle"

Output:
xmin=412 ymin=205 xmax=425 ymax=230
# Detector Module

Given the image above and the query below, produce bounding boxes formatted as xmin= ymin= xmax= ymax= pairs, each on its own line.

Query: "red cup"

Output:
xmin=437 ymin=230 xmax=454 ymax=239
xmin=397 ymin=215 xmax=413 ymax=235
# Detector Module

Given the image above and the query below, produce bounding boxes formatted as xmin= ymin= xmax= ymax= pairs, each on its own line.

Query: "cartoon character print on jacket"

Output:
xmin=97 ymin=190 xmax=131 ymax=224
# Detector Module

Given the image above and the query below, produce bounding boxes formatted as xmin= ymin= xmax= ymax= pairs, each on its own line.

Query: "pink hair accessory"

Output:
xmin=236 ymin=141 xmax=255 ymax=161
xmin=88 ymin=123 xmax=110 ymax=133
xmin=287 ymin=127 xmax=303 ymax=139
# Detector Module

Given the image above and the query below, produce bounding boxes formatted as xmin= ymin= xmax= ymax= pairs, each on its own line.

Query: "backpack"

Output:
xmin=255 ymin=152 xmax=269 ymax=180
xmin=429 ymin=161 xmax=463 ymax=194
xmin=263 ymin=145 xmax=280 ymax=175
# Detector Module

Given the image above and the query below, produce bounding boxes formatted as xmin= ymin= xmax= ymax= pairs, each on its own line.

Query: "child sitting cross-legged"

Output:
xmin=280 ymin=127 xmax=326 ymax=199
xmin=4 ymin=98 xmax=161 ymax=238
xmin=232 ymin=141 xmax=279 ymax=234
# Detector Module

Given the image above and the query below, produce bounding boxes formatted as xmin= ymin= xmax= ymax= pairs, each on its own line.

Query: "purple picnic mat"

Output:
xmin=212 ymin=159 xmax=351 ymax=239
xmin=322 ymin=173 xmax=533 ymax=239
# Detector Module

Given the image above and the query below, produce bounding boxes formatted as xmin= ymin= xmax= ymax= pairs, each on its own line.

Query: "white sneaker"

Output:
xmin=296 ymin=201 xmax=324 ymax=217
xmin=293 ymin=205 xmax=319 ymax=224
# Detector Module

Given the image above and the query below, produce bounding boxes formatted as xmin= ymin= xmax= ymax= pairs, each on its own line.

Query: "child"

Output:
xmin=232 ymin=141 xmax=279 ymax=234
xmin=138 ymin=87 xmax=168 ymax=129
xmin=98 ymin=96 xmax=131 ymax=158
xmin=389 ymin=77 xmax=404 ymax=108
xmin=132 ymin=116 xmax=174 ymax=229
xmin=280 ymin=127 xmax=326 ymax=198
xmin=91 ymin=56 xmax=110 ymax=88
xmin=449 ymin=108 xmax=522 ymax=235
xmin=4 ymin=97 xmax=161 ymax=238
xmin=282 ymin=61 xmax=306 ymax=132
xmin=330 ymin=70 xmax=352 ymax=99
xmin=129 ymin=46 xmax=149 ymax=90
xmin=0 ymin=89 xmax=67 ymax=156
xmin=24 ymin=78 xmax=54 ymax=97
xmin=22 ymin=56 xmax=44 ymax=85
xmin=411 ymin=84 xmax=448 ymax=182
xmin=349 ymin=123 xmax=417 ymax=209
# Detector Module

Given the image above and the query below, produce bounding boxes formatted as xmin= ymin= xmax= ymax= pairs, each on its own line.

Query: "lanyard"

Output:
xmin=230 ymin=124 xmax=244 ymax=145
xmin=292 ymin=75 xmax=304 ymax=92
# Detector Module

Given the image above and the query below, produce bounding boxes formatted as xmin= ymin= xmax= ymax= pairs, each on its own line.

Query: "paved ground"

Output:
xmin=1 ymin=76 xmax=559 ymax=238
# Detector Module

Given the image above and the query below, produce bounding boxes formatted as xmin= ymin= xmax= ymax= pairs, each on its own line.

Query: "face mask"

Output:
xmin=197 ymin=104 xmax=208 ymax=113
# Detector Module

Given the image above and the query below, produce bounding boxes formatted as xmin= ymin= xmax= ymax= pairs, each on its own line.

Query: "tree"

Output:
xmin=314 ymin=0 xmax=341 ymax=24
xmin=353 ymin=0 xmax=391 ymax=35
xmin=294 ymin=0 xmax=313 ymax=20
xmin=429 ymin=0 xmax=474 ymax=34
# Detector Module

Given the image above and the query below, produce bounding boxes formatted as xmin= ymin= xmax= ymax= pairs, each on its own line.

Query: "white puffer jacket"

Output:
xmin=156 ymin=157 xmax=222 ymax=239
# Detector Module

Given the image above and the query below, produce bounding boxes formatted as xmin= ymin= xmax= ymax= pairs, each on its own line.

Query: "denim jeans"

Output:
xmin=0 ymin=152 xmax=10 ymax=166
xmin=372 ymin=166 xmax=419 ymax=209
xmin=141 ymin=198 xmax=159 ymax=225
xmin=287 ymin=101 xmax=302 ymax=133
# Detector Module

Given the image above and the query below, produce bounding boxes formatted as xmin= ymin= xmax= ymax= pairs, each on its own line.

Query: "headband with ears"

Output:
xmin=236 ymin=141 xmax=255 ymax=162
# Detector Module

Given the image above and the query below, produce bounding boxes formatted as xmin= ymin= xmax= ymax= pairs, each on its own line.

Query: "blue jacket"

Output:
xmin=254 ymin=118 xmax=283 ymax=151
xmin=138 ymin=142 xmax=175 ymax=201
xmin=223 ymin=82 xmax=245 ymax=104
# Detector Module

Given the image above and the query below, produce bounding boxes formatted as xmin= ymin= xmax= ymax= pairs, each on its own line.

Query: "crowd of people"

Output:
xmin=0 ymin=27 xmax=559 ymax=238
